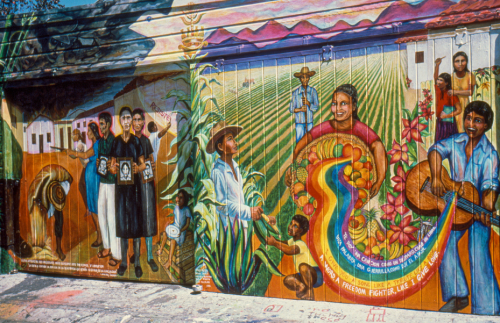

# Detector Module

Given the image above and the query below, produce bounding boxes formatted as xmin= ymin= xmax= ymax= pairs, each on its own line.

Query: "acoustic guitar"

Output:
xmin=405 ymin=160 xmax=499 ymax=231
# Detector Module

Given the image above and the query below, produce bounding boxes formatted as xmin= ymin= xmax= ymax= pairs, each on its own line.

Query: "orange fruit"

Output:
xmin=342 ymin=144 xmax=353 ymax=158
xmin=354 ymin=198 xmax=363 ymax=209
xmin=293 ymin=183 xmax=305 ymax=195
xmin=313 ymin=199 xmax=318 ymax=208
xmin=352 ymin=147 xmax=363 ymax=162
xmin=298 ymin=195 xmax=309 ymax=207
xmin=311 ymin=146 xmax=317 ymax=153
xmin=367 ymin=237 xmax=378 ymax=248
xmin=387 ymin=230 xmax=395 ymax=240
xmin=355 ymin=178 xmax=367 ymax=188
xmin=344 ymin=174 xmax=351 ymax=182
xmin=358 ymin=189 xmax=368 ymax=200
xmin=360 ymin=169 xmax=370 ymax=181
xmin=364 ymin=161 xmax=373 ymax=170
xmin=353 ymin=161 xmax=364 ymax=171
xmin=365 ymin=180 xmax=372 ymax=190
xmin=354 ymin=215 xmax=366 ymax=227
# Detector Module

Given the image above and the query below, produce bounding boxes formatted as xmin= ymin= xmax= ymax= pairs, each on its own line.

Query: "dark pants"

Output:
xmin=54 ymin=209 xmax=63 ymax=238
xmin=121 ymin=238 xmax=140 ymax=267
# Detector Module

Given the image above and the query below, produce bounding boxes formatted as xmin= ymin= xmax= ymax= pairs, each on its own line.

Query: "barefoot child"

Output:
xmin=157 ymin=189 xmax=191 ymax=269
xmin=266 ymin=214 xmax=323 ymax=300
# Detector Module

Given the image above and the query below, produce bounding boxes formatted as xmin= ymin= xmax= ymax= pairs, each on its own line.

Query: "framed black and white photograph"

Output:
xmin=142 ymin=157 xmax=154 ymax=183
xmin=97 ymin=156 xmax=109 ymax=177
xmin=117 ymin=157 xmax=134 ymax=185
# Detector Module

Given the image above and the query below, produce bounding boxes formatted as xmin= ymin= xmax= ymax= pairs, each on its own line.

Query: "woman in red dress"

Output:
xmin=286 ymin=84 xmax=387 ymax=198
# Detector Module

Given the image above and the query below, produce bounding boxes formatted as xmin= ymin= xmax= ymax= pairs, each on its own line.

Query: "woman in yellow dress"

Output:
xmin=450 ymin=51 xmax=475 ymax=132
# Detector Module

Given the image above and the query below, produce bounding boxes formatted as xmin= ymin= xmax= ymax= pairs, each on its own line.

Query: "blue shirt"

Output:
xmin=211 ymin=158 xmax=251 ymax=227
xmin=289 ymin=85 xmax=319 ymax=124
xmin=429 ymin=133 xmax=500 ymax=196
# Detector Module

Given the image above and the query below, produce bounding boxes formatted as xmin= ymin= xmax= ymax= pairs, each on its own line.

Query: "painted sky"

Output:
xmin=59 ymin=0 xmax=95 ymax=8
xmin=131 ymin=0 xmax=460 ymax=65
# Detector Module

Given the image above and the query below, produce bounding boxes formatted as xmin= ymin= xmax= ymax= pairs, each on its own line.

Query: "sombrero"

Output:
xmin=294 ymin=66 xmax=316 ymax=78
xmin=206 ymin=120 xmax=243 ymax=154
xmin=47 ymin=181 xmax=67 ymax=211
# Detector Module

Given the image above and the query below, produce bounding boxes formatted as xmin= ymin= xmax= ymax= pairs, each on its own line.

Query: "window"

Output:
xmin=32 ymin=133 xmax=36 ymax=144
xmin=415 ymin=51 xmax=424 ymax=64
xmin=83 ymin=121 xmax=86 ymax=127
xmin=47 ymin=133 xmax=51 ymax=143
xmin=77 ymin=122 xmax=80 ymax=128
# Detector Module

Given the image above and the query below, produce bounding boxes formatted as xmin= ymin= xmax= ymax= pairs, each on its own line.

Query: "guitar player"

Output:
xmin=428 ymin=101 xmax=500 ymax=314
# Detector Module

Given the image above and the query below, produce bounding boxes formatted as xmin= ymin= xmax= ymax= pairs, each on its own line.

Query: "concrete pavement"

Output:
xmin=0 ymin=273 xmax=497 ymax=322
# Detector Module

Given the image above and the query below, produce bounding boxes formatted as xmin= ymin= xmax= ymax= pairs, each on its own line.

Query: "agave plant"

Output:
xmin=200 ymin=213 xmax=282 ymax=294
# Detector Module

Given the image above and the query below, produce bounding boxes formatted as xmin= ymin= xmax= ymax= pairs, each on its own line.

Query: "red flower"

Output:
xmin=422 ymin=89 xmax=431 ymax=97
xmin=381 ymin=193 xmax=409 ymax=221
xmin=389 ymin=215 xmax=418 ymax=246
xmin=392 ymin=165 xmax=407 ymax=192
xmin=420 ymin=106 xmax=434 ymax=121
xmin=406 ymin=77 xmax=412 ymax=88
xmin=402 ymin=117 xmax=427 ymax=143
xmin=387 ymin=140 xmax=409 ymax=165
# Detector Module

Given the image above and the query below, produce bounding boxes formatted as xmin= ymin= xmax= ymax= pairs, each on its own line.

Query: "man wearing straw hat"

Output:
xmin=207 ymin=121 xmax=275 ymax=230
xmin=290 ymin=66 xmax=319 ymax=142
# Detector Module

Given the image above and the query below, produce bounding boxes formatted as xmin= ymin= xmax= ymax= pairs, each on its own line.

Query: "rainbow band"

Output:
xmin=305 ymin=158 xmax=456 ymax=304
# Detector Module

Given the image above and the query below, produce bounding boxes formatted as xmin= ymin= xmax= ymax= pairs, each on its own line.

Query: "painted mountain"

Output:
xmin=375 ymin=0 xmax=455 ymax=24
xmin=205 ymin=0 xmax=454 ymax=47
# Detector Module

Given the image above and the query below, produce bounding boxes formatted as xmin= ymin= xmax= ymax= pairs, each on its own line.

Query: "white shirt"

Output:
xmin=76 ymin=140 xmax=89 ymax=168
xmin=149 ymin=132 xmax=161 ymax=162
xmin=211 ymin=158 xmax=251 ymax=228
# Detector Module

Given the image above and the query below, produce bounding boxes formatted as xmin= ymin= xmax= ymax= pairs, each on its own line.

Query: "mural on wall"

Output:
xmin=184 ymin=0 xmax=500 ymax=313
xmin=5 ymin=69 xmax=197 ymax=282
xmin=190 ymin=48 xmax=500 ymax=314
xmin=2 ymin=0 xmax=500 ymax=317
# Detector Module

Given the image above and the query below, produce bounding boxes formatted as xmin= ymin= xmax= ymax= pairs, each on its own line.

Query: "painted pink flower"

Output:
xmin=402 ymin=117 xmax=427 ymax=143
xmin=389 ymin=215 xmax=418 ymax=246
xmin=422 ymin=89 xmax=431 ymax=97
xmin=381 ymin=193 xmax=409 ymax=221
xmin=418 ymin=100 xmax=428 ymax=110
xmin=420 ymin=106 xmax=434 ymax=121
xmin=387 ymin=140 xmax=409 ymax=165
xmin=392 ymin=165 xmax=407 ymax=192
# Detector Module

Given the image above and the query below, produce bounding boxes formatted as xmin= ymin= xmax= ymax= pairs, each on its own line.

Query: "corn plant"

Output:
xmin=160 ymin=54 xmax=282 ymax=294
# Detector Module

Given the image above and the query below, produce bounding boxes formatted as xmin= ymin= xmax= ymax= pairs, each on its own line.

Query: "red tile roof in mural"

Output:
xmin=426 ymin=0 xmax=500 ymax=28
xmin=395 ymin=30 xmax=428 ymax=44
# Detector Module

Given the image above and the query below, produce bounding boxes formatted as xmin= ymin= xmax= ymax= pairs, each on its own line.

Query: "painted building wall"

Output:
xmin=1 ymin=0 xmax=500 ymax=316
xmin=25 ymin=115 xmax=55 ymax=154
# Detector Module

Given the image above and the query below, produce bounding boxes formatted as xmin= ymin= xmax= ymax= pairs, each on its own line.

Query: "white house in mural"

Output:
xmin=25 ymin=115 xmax=55 ymax=154
xmin=72 ymin=100 xmax=114 ymax=148
xmin=53 ymin=120 xmax=73 ymax=150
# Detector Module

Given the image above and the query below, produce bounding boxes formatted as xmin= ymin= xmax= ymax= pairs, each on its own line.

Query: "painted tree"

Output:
xmin=0 ymin=0 xmax=63 ymax=15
